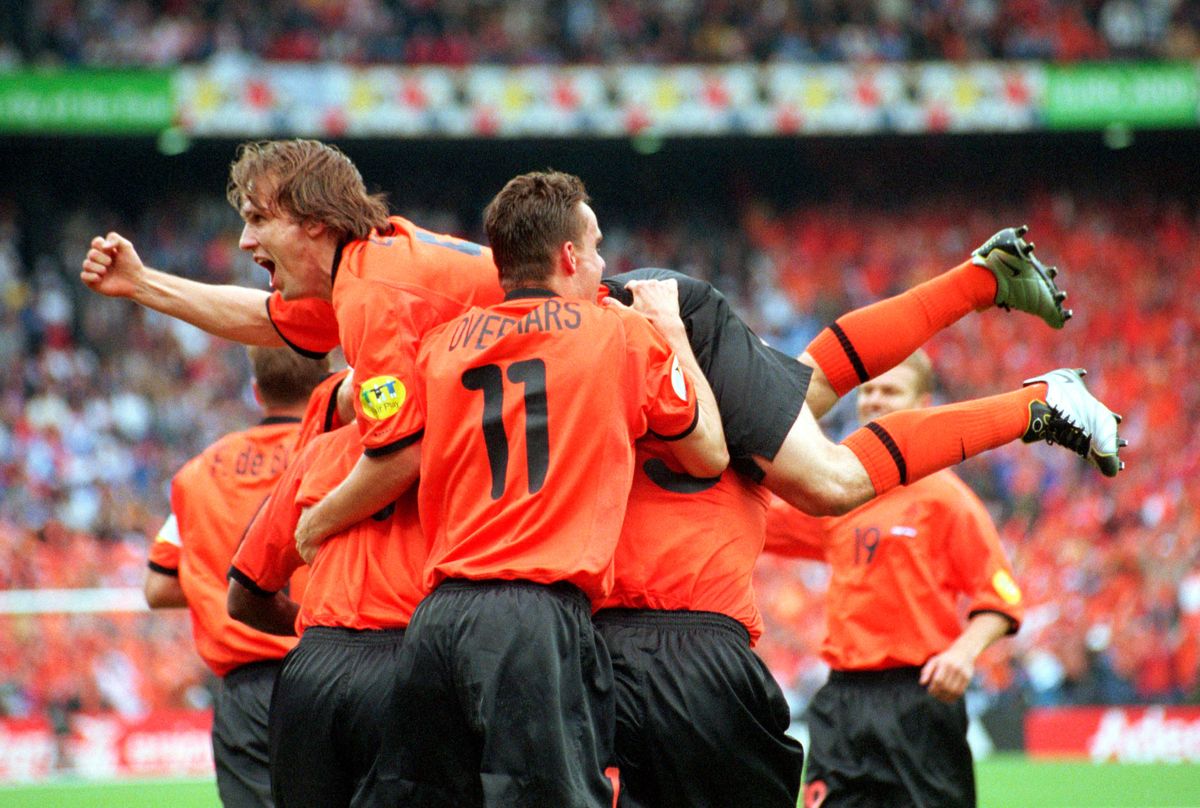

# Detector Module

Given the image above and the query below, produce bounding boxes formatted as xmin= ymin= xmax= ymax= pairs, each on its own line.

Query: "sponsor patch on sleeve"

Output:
xmin=992 ymin=569 xmax=1023 ymax=605
xmin=670 ymin=356 xmax=688 ymax=402
xmin=359 ymin=375 xmax=407 ymax=421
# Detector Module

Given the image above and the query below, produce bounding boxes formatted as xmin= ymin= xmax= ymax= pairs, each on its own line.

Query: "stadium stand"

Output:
xmin=0 ymin=169 xmax=1196 ymax=731
xmin=7 ymin=0 xmax=1200 ymax=66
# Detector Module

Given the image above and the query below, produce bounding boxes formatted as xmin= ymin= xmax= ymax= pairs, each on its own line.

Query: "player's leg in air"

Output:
xmin=800 ymin=225 xmax=1069 ymax=418
xmin=758 ymin=226 xmax=1125 ymax=515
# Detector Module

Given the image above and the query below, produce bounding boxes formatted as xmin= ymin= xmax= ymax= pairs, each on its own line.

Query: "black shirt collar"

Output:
xmin=260 ymin=416 xmax=302 ymax=426
xmin=330 ymin=240 xmax=346 ymax=288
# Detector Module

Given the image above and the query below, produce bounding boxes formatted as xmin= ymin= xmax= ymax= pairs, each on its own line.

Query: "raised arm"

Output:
xmin=82 ymin=232 xmax=283 ymax=346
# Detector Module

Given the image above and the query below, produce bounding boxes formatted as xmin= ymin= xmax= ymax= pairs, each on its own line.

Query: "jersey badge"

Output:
xmin=670 ymin=356 xmax=688 ymax=401
xmin=154 ymin=514 xmax=182 ymax=547
xmin=992 ymin=569 xmax=1023 ymax=605
xmin=359 ymin=375 xmax=407 ymax=421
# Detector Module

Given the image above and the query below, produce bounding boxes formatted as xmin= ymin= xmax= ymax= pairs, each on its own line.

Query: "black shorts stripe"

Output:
xmin=866 ymin=421 xmax=907 ymax=485
xmin=593 ymin=607 xmax=751 ymax=643
xmin=966 ymin=608 xmax=1020 ymax=635
xmin=830 ymin=321 xmax=870 ymax=384
xmin=147 ymin=561 xmax=178 ymax=577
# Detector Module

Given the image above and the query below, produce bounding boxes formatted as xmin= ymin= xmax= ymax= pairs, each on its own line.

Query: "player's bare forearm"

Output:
xmin=83 ymin=231 xmax=282 ymax=345
xmin=134 ymin=268 xmax=282 ymax=346
xmin=952 ymin=611 xmax=1014 ymax=659
xmin=622 ymin=278 xmax=727 ymax=477
xmin=294 ymin=445 xmax=420 ymax=563
xmin=648 ymin=306 xmax=727 ymax=476
xmin=227 ymin=579 xmax=299 ymax=636
xmin=921 ymin=611 xmax=1013 ymax=701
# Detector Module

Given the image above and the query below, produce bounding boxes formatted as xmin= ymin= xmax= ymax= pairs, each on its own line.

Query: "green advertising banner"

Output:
xmin=0 ymin=70 xmax=173 ymax=134
xmin=1045 ymin=63 xmax=1199 ymax=129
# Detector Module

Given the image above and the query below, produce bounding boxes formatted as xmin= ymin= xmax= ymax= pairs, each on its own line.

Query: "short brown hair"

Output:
xmin=248 ymin=346 xmax=330 ymax=408
xmin=483 ymin=171 xmax=590 ymax=288
xmin=226 ymin=140 xmax=390 ymax=243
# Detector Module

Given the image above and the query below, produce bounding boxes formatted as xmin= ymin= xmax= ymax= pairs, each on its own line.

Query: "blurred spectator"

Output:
xmin=12 ymin=0 xmax=1200 ymax=67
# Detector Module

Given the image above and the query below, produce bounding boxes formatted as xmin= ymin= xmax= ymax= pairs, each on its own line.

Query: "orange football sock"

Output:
xmin=806 ymin=260 xmax=997 ymax=396
xmin=842 ymin=384 xmax=1045 ymax=494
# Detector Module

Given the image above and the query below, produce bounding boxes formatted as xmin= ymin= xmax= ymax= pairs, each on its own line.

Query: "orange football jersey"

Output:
xmin=230 ymin=425 xmax=427 ymax=632
xmin=599 ymin=439 xmax=771 ymax=642
xmin=266 ymin=216 xmax=504 ymax=456
xmin=293 ymin=368 xmax=352 ymax=451
xmin=148 ymin=418 xmax=302 ymax=676
xmin=389 ymin=289 xmax=699 ymax=601
xmin=763 ymin=469 xmax=1023 ymax=670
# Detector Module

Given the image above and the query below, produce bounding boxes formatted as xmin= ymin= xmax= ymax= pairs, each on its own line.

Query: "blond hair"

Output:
xmin=898 ymin=348 xmax=936 ymax=397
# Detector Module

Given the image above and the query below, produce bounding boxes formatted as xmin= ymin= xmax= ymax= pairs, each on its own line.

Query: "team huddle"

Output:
xmin=83 ymin=140 xmax=1124 ymax=808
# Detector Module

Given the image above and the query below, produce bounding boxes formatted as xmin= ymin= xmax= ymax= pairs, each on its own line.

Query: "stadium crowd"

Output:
xmin=0 ymin=179 xmax=1196 ymax=734
xmin=7 ymin=0 xmax=1199 ymax=67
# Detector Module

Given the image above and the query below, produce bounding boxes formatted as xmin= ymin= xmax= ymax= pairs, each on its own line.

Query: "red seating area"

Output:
xmin=14 ymin=0 xmax=1200 ymax=67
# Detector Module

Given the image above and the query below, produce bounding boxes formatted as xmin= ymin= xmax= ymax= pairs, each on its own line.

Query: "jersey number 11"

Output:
xmin=462 ymin=359 xmax=549 ymax=500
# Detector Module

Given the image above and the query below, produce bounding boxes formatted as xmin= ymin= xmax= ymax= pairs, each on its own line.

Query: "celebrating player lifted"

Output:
xmin=79 ymin=140 xmax=1126 ymax=808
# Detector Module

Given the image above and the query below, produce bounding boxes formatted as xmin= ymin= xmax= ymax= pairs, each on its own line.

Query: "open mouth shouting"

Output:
xmin=253 ymin=255 xmax=277 ymax=285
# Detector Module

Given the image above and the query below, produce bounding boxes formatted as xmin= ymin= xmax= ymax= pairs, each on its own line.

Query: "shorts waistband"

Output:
xmin=301 ymin=625 xmax=407 ymax=646
xmin=223 ymin=658 xmax=284 ymax=684
xmin=436 ymin=577 xmax=592 ymax=612
xmin=828 ymin=666 xmax=922 ymax=684
xmin=592 ymin=608 xmax=751 ymax=644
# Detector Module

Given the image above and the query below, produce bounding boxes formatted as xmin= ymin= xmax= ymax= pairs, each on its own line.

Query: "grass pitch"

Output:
xmin=0 ymin=776 xmax=219 ymax=807
xmin=976 ymin=755 xmax=1200 ymax=808
xmin=1 ymin=756 xmax=1197 ymax=807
